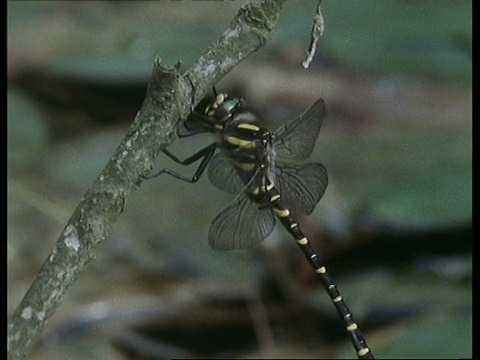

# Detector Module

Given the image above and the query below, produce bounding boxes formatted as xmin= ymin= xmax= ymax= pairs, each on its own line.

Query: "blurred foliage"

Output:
xmin=8 ymin=1 xmax=471 ymax=85
xmin=319 ymin=108 xmax=471 ymax=229
xmin=7 ymin=89 xmax=50 ymax=166
xmin=317 ymin=0 xmax=471 ymax=86
xmin=8 ymin=1 xmax=471 ymax=359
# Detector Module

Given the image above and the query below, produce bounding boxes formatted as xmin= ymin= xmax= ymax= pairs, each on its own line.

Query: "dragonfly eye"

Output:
xmin=207 ymin=96 xmax=243 ymax=124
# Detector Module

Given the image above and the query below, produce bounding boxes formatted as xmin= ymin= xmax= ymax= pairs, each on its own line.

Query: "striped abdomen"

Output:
xmin=249 ymin=180 xmax=373 ymax=359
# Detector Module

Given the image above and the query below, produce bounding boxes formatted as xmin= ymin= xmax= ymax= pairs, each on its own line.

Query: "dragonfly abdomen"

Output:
xmin=251 ymin=182 xmax=373 ymax=359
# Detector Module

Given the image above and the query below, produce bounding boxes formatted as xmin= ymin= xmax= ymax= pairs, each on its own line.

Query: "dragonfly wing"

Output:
xmin=273 ymin=99 xmax=325 ymax=160
xmin=275 ymin=161 xmax=328 ymax=215
xmin=209 ymin=192 xmax=276 ymax=250
xmin=207 ymin=152 xmax=245 ymax=194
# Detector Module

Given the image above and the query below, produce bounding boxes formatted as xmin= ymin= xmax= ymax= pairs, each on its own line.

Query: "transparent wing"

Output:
xmin=209 ymin=192 xmax=276 ymax=250
xmin=274 ymin=161 xmax=328 ymax=216
xmin=273 ymin=99 xmax=326 ymax=160
xmin=207 ymin=152 xmax=245 ymax=194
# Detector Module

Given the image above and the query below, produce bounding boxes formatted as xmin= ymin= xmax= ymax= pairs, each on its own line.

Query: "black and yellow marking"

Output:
xmin=246 ymin=182 xmax=374 ymax=359
xmin=225 ymin=135 xmax=257 ymax=149
xmin=205 ymin=93 xmax=225 ymax=117
xmin=294 ymin=233 xmax=372 ymax=358
xmin=272 ymin=207 xmax=290 ymax=218
xmin=237 ymin=123 xmax=261 ymax=132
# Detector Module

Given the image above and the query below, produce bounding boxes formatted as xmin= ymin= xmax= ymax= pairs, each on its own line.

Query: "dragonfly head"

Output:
xmin=205 ymin=93 xmax=244 ymax=124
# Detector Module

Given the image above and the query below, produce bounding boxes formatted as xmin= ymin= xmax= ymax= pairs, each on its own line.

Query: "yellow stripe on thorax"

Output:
xmin=237 ymin=123 xmax=261 ymax=132
xmin=225 ymin=136 xmax=256 ymax=149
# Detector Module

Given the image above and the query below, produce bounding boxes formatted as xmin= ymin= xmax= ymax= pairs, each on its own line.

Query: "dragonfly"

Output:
xmin=151 ymin=91 xmax=374 ymax=359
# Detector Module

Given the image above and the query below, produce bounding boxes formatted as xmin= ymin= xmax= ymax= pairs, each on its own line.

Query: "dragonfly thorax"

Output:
xmin=218 ymin=111 xmax=274 ymax=178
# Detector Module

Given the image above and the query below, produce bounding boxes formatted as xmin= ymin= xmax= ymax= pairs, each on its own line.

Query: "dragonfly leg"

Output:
xmin=147 ymin=142 xmax=216 ymax=182
xmin=177 ymin=122 xmax=211 ymax=138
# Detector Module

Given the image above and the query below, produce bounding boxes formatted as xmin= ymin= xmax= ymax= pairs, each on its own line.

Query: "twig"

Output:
xmin=302 ymin=0 xmax=324 ymax=69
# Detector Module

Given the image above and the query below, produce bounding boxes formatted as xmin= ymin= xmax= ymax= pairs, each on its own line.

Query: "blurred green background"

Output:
xmin=8 ymin=1 xmax=471 ymax=359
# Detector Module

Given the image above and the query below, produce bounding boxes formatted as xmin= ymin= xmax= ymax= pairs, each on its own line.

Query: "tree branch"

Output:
xmin=7 ymin=1 xmax=285 ymax=359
